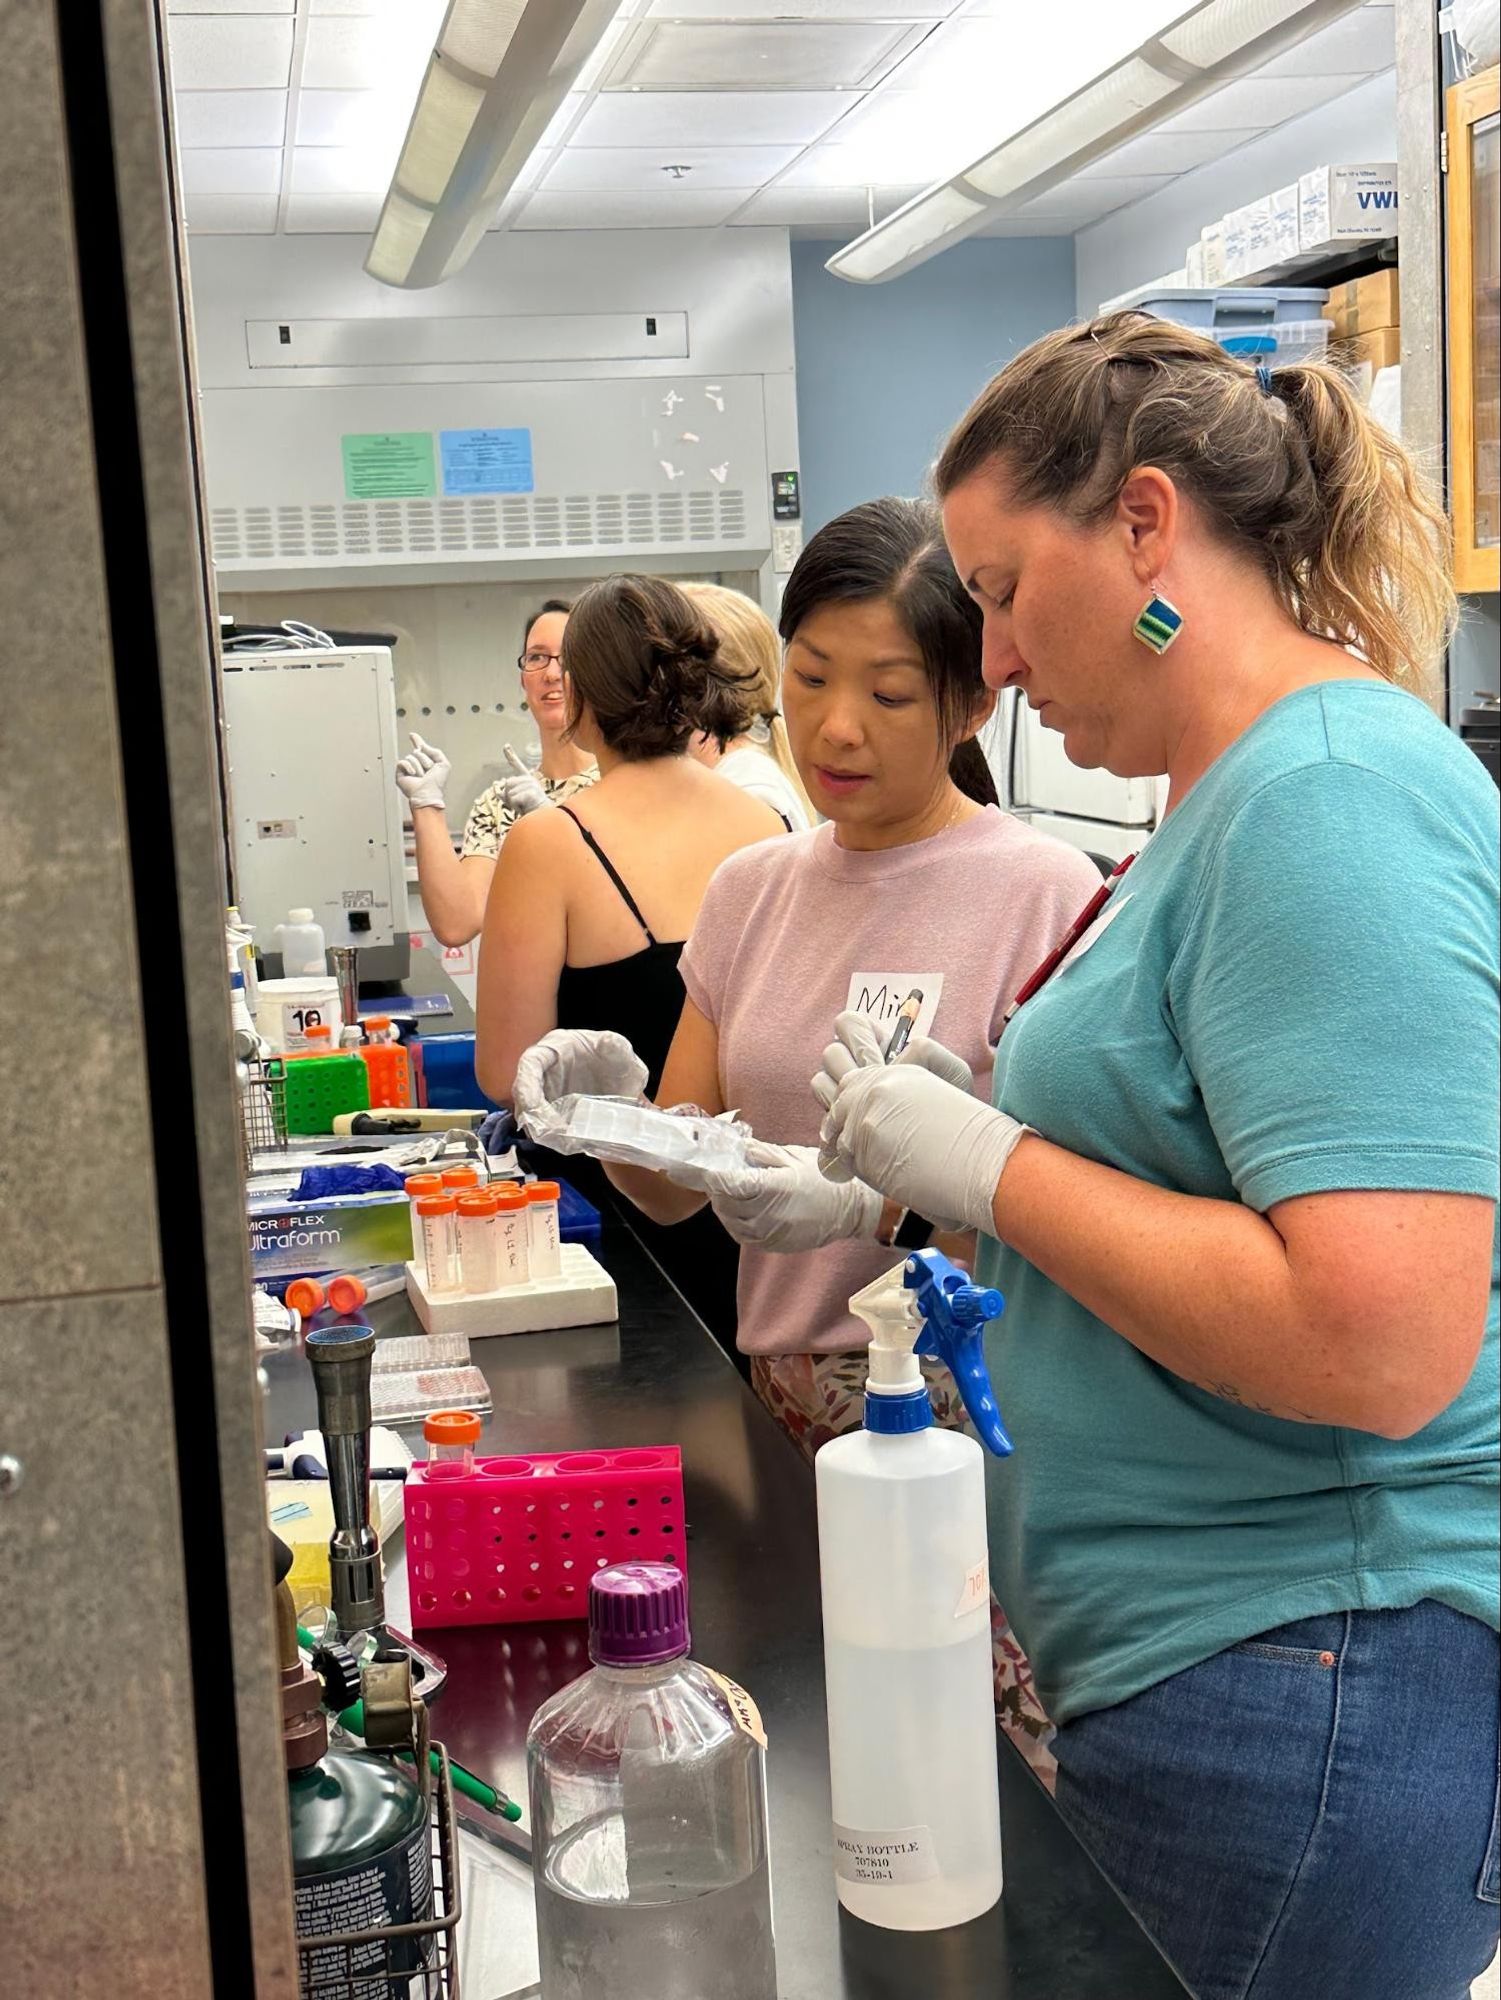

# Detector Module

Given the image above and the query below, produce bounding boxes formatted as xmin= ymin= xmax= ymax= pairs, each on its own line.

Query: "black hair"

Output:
xmin=562 ymin=574 xmax=756 ymax=760
xmin=778 ymin=497 xmax=995 ymax=803
xmin=521 ymin=598 xmax=572 ymax=651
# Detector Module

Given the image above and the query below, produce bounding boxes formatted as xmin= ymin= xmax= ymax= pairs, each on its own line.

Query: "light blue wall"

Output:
xmin=789 ymin=236 xmax=1076 ymax=534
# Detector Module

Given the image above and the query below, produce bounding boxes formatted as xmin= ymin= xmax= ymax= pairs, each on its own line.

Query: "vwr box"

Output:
xmin=1299 ymin=163 xmax=1399 ymax=247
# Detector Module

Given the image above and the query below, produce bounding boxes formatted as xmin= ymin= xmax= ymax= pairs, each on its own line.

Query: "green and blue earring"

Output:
xmin=1132 ymin=587 xmax=1184 ymax=655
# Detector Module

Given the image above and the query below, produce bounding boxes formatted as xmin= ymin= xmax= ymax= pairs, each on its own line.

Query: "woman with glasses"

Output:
xmin=396 ymin=600 xmax=598 ymax=947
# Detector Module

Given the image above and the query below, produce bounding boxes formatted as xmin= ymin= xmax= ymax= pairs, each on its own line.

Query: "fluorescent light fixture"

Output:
xmin=366 ymin=0 xmax=625 ymax=288
xmin=826 ymin=0 xmax=1367 ymax=282
xmin=964 ymin=60 xmax=1177 ymax=200
xmin=831 ymin=185 xmax=990 ymax=282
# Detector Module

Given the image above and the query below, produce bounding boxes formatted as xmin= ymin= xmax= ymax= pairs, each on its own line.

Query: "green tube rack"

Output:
xmin=283 ymin=1054 xmax=370 ymax=1136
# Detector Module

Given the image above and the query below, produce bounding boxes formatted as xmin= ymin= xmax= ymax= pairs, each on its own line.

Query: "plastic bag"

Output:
xmin=520 ymin=1092 xmax=754 ymax=1178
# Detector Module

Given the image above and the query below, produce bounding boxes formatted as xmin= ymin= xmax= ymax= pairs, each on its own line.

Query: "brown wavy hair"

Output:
xmin=934 ymin=312 xmax=1455 ymax=693
xmin=561 ymin=573 xmax=757 ymax=760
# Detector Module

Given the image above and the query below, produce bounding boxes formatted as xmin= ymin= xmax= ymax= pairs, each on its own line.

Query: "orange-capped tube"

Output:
xmin=441 ymin=1165 xmax=481 ymax=1191
xmin=285 ymin=1277 xmax=325 ymax=1317
xmin=326 ymin=1273 xmax=367 ymax=1315
xmin=525 ymin=1180 xmax=562 ymax=1282
xmin=456 ymin=1189 xmax=500 ymax=1296
xmin=492 ymin=1187 xmax=531 ymax=1288
xmin=415 ymin=1192 xmax=461 ymax=1295
xmin=424 ymin=1408 xmax=482 ymax=1475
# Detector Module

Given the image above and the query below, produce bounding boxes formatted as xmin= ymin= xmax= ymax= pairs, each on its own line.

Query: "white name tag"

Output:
xmin=845 ymin=974 xmax=945 ymax=1043
xmin=1057 ymin=892 xmax=1133 ymax=977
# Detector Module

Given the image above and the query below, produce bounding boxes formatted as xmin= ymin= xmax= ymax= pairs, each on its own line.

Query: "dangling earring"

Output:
xmin=1132 ymin=586 xmax=1184 ymax=655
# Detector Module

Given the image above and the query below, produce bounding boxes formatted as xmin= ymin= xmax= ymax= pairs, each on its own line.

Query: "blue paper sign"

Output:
xmin=440 ymin=427 xmax=534 ymax=495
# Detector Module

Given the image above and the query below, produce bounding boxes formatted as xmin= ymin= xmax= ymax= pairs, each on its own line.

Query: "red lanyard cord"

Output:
xmin=1001 ymin=852 xmax=1137 ymax=1029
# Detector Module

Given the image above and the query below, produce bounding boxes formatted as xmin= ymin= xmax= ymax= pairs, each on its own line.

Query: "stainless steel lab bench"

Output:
xmin=261 ymin=1217 xmax=1188 ymax=2000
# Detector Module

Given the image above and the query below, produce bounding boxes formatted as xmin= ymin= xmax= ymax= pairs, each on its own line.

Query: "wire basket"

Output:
xmin=240 ymin=1054 xmax=289 ymax=1173
xmin=296 ymin=1748 xmax=462 ymax=2000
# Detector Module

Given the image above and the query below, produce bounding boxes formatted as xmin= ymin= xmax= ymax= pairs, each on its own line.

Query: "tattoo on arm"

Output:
xmin=1190 ymin=1379 xmax=1325 ymax=1424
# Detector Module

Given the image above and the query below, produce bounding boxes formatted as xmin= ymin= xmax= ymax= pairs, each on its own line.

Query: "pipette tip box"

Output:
xmin=404 ymin=1445 xmax=685 ymax=1629
xmin=404 ymin=1241 xmax=618 ymax=1338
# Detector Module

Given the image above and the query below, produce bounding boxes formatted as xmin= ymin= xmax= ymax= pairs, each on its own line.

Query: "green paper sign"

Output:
xmin=341 ymin=431 xmax=437 ymax=500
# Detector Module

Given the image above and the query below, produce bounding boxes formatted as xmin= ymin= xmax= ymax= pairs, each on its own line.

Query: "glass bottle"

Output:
xmin=527 ymin=1563 xmax=777 ymax=2000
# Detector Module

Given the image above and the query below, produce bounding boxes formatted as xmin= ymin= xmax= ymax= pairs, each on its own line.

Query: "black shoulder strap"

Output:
xmin=558 ymin=806 xmax=656 ymax=945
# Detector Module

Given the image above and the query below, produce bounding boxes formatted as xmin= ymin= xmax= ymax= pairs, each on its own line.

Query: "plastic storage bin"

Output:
xmin=1135 ymin=286 xmax=1329 ymax=336
xmin=415 ymin=1033 xmax=499 ymax=1111
xmin=403 ymin=1446 xmax=686 ymax=1630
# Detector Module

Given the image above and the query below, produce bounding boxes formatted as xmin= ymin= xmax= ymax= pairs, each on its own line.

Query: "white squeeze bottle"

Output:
xmin=275 ymin=907 xmax=327 ymax=977
xmin=816 ymin=1248 xmax=1012 ymax=1931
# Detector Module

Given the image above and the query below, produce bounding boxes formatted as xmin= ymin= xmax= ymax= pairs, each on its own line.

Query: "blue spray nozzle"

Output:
xmin=905 ymin=1250 xmax=1013 ymax=1458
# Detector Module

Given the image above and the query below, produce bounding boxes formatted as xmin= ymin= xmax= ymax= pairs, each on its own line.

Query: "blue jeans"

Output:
xmin=1051 ymin=1601 xmax=1500 ymax=2000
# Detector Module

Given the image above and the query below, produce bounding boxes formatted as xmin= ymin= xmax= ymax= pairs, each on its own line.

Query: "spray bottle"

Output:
xmin=816 ymin=1248 xmax=1011 ymax=1933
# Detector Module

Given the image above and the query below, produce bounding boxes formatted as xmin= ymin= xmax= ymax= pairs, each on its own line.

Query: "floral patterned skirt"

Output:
xmin=750 ymin=1347 xmax=1057 ymax=1791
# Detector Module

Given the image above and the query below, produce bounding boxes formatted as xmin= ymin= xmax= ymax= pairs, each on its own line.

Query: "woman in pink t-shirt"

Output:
xmin=514 ymin=497 xmax=1101 ymax=1775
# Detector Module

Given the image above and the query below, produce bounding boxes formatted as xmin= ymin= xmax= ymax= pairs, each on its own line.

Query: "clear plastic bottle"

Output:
xmin=276 ymin=907 xmax=327 ymax=977
xmin=527 ymin=1564 xmax=777 ymax=2000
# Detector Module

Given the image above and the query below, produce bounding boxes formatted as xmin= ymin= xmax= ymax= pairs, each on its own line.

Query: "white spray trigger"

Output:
xmin=850 ymin=1261 xmax=924 ymax=1396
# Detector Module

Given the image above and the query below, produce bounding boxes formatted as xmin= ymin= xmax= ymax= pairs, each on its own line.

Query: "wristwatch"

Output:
xmin=878 ymin=1207 xmax=935 ymax=1251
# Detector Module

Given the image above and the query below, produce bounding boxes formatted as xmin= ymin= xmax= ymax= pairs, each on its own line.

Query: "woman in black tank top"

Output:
xmin=474 ymin=575 xmax=785 ymax=1359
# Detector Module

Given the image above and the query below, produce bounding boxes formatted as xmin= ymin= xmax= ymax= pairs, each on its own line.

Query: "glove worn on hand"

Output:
xmin=395 ymin=733 xmax=450 ymax=810
xmin=812 ymin=1011 xmax=1029 ymax=1238
xmin=702 ymin=1141 xmax=882 ymax=1253
xmin=497 ymin=744 xmax=552 ymax=819
xmin=511 ymin=1029 xmax=648 ymax=1130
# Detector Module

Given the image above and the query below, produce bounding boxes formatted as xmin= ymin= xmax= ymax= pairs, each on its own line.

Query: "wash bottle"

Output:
xmin=816 ymin=1248 xmax=1012 ymax=1932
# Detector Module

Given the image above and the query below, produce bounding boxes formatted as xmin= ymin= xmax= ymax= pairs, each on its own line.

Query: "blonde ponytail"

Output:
xmin=935 ymin=313 xmax=1456 ymax=693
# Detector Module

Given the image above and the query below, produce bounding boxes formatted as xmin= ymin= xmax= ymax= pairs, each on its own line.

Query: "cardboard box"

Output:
xmin=248 ymin=1189 xmax=414 ymax=1279
xmin=1201 ymin=220 xmax=1227 ymax=287
xmin=1340 ymin=325 xmax=1402 ymax=375
xmin=1185 ymin=238 xmax=1206 ymax=288
xmin=1270 ymin=183 xmax=1301 ymax=263
xmin=1299 ymin=163 xmax=1399 ymax=248
xmin=1329 ymin=267 xmax=1401 ymax=335
xmin=1222 ymin=203 xmax=1253 ymax=281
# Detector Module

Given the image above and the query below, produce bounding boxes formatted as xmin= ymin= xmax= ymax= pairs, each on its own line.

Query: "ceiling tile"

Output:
xmin=184 ymin=191 xmax=280 ymax=232
xmin=773 ymin=93 xmax=1002 ymax=186
xmin=974 ymin=214 xmax=1086 ymax=236
xmin=168 ymin=0 xmax=291 ymax=12
xmin=731 ymin=183 xmax=925 ymax=227
xmin=541 ymin=143 xmax=802 ymax=192
xmin=1253 ymin=6 xmax=1393 ymax=77
xmin=178 ymin=147 xmax=284 ymax=195
xmin=647 ymin=0 xmax=956 ymax=15
xmin=302 ymin=13 xmax=437 ymax=90
xmin=571 ymin=90 xmax=853 ymax=148
xmin=309 ymin=0 xmax=444 ymax=13
xmin=174 ymin=89 xmax=286 ymax=146
xmin=606 ymin=21 xmax=917 ymax=92
xmin=514 ymin=187 xmax=754 ymax=230
xmin=284 ymin=190 xmax=385 ymax=232
xmin=1014 ymin=173 xmax=1174 ymax=222
xmin=1076 ymin=125 xmax=1260 ymax=177
xmin=291 ymin=142 xmax=403 ymax=194
xmin=296 ymin=88 xmax=398 ymax=146
xmin=165 ymin=15 xmax=294 ymax=89
xmin=1157 ymin=73 xmax=1362 ymax=132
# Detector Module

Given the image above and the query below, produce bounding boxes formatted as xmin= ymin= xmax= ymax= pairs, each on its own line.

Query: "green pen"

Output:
xmin=297 ymin=1623 xmax=523 ymax=1822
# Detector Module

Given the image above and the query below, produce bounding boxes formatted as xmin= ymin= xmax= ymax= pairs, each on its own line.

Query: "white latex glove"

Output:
xmin=813 ymin=1011 xmax=1030 ymax=1238
xmin=512 ymin=1029 xmax=648 ymax=1130
xmin=700 ymin=1141 xmax=882 ymax=1252
xmin=496 ymin=744 xmax=552 ymax=820
xmin=395 ymin=733 xmax=450 ymax=810
xmin=811 ymin=1013 xmax=976 ymax=1181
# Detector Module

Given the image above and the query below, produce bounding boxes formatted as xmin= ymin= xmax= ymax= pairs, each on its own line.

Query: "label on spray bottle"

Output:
xmin=832 ymin=1824 xmax=939 ymax=1888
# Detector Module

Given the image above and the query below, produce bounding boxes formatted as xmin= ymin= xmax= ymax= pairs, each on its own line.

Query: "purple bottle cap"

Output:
xmin=589 ymin=1563 xmax=690 ymax=1667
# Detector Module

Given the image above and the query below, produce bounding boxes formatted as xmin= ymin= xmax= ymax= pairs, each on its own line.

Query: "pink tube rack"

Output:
xmin=403 ymin=1446 xmax=686 ymax=1630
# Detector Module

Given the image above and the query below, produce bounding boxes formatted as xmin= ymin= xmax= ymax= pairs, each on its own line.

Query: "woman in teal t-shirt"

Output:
xmin=817 ymin=314 xmax=1499 ymax=2000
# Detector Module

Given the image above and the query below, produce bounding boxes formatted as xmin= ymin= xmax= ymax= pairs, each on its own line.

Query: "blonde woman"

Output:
xmin=818 ymin=314 xmax=1500 ymax=2000
xmin=681 ymin=581 xmax=814 ymax=830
